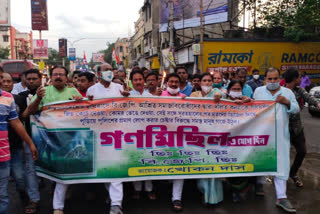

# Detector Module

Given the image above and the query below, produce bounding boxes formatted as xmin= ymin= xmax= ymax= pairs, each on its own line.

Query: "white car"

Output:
xmin=309 ymin=86 xmax=320 ymax=117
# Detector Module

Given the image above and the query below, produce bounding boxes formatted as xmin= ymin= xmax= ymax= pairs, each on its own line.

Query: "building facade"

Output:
xmin=0 ymin=26 xmax=33 ymax=59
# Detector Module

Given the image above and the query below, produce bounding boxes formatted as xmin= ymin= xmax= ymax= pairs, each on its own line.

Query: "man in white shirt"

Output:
xmin=86 ymin=70 xmax=128 ymax=214
xmin=87 ymin=71 xmax=127 ymax=99
xmin=12 ymin=72 xmax=28 ymax=95
xmin=129 ymin=69 xmax=152 ymax=97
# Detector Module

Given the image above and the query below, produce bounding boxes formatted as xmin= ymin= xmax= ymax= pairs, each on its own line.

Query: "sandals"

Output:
xmin=291 ymin=176 xmax=303 ymax=187
xmin=25 ymin=201 xmax=38 ymax=214
xmin=172 ymin=200 xmax=183 ymax=212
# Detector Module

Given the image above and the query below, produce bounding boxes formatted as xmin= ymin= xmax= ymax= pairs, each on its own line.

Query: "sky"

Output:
xmin=10 ymin=0 xmax=144 ymax=60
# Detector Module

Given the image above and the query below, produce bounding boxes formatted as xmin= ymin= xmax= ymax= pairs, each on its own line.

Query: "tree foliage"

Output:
xmin=244 ymin=0 xmax=320 ymax=41
xmin=45 ymin=48 xmax=70 ymax=68
xmin=0 ymin=47 xmax=10 ymax=60
xmin=100 ymin=42 xmax=115 ymax=64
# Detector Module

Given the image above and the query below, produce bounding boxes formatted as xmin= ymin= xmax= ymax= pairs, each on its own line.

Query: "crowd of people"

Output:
xmin=0 ymin=63 xmax=319 ymax=214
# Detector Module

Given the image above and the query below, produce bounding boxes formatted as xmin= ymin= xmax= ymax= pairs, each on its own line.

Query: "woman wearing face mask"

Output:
xmin=226 ymin=80 xmax=252 ymax=104
xmin=191 ymin=73 xmax=226 ymax=101
xmin=190 ymin=73 xmax=225 ymax=206
xmin=215 ymin=80 xmax=251 ymax=202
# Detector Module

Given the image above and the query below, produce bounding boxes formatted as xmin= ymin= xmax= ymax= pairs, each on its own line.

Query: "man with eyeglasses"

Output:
xmin=26 ymin=66 xmax=82 ymax=214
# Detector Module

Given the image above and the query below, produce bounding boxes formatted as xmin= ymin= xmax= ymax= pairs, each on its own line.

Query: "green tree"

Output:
xmin=100 ymin=42 xmax=115 ymax=64
xmin=0 ymin=47 xmax=10 ymax=60
xmin=244 ymin=0 xmax=320 ymax=41
xmin=45 ymin=48 xmax=70 ymax=68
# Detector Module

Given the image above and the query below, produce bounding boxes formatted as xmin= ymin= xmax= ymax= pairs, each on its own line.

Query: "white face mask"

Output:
xmin=229 ymin=91 xmax=243 ymax=99
xmin=253 ymin=75 xmax=260 ymax=80
xmin=101 ymin=71 xmax=114 ymax=82
xmin=201 ymin=86 xmax=212 ymax=94
xmin=266 ymin=82 xmax=280 ymax=91
xmin=167 ymin=87 xmax=180 ymax=95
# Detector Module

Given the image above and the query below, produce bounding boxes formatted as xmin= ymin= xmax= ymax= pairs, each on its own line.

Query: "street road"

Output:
xmin=9 ymin=109 xmax=320 ymax=214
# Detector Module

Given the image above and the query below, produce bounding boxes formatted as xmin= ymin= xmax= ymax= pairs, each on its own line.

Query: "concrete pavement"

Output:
xmin=8 ymin=109 xmax=320 ymax=214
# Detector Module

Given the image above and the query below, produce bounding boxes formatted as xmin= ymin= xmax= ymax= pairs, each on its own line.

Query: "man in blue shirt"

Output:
xmin=175 ymin=66 xmax=192 ymax=96
xmin=236 ymin=68 xmax=253 ymax=98
xmin=247 ymin=69 xmax=264 ymax=92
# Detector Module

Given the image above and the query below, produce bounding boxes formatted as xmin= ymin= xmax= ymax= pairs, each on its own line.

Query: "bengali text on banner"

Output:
xmin=31 ymin=97 xmax=282 ymax=184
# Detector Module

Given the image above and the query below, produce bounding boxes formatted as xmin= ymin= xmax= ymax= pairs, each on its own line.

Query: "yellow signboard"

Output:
xmin=39 ymin=62 xmax=45 ymax=70
xmin=203 ymin=41 xmax=320 ymax=84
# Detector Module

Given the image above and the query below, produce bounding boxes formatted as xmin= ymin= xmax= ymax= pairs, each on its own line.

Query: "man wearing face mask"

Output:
xmin=161 ymin=73 xmax=185 ymax=98
xmin=86 ymin=69 xmax=128 ymax=214
xmin=87 ymin=70 xmax=128 ymax=100
xmin=247 ymin=69 xmax=263 ymax=92
xmin=254 ymin=67 xmax=299 ymax=213
xmin=160 ymin=73 xmax=185 ymax=212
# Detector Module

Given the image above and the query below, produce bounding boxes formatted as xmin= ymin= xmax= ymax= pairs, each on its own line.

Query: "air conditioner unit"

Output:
xmin=152 ymin=47 xmax=157 ymax=55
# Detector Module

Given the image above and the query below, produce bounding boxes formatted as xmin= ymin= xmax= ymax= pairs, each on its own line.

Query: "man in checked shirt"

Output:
xmin=284 ymin=67 xmax=320 ymax=187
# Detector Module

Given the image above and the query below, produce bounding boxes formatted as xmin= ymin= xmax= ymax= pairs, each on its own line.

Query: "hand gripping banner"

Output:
xmin=31 ymin=97 xmax=282 ymax=184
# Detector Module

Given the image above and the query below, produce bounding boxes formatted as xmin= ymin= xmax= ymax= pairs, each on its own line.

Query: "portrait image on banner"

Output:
xmin=31 ymin=0 xmax=48 ymax=31
xmin=92 ymin=53 xmax=105 ymax=63
xmin=33 ymin=39 xmax=48 ymax=59
xmin=0 ymin=0 xmax=10 ymax=26
xmin=30 ymin=98 xmax=286 ymax=184
xmin=159 ymin=0 xmax=228 ymax=32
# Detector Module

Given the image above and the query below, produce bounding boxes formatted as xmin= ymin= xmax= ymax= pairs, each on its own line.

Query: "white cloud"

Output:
xmin=10 ymin=0 xmax=144 ymax=60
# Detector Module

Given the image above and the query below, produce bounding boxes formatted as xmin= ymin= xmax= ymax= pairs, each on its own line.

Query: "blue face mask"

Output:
xmin=266 ymin=82 xmax=280 ymax=91
xmin=213 ymin=83 xmax=224 ymax=88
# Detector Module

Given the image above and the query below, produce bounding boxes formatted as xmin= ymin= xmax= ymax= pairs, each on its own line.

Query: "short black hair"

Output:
xmin=49 ymin=65 xmax=69 ymax=77
xmin=223 ymin=72 xmax=229 ymax=78
xmin=236 ymin=68 xmax=247 ymax=75
xmin=25 ymin=69 xmax=42 ymax=79
xmin=72 ymin=70 xmax=82 ymax=78
xmin=265 ymin=67 xmax=280 ymax=77
xmin=166 ymin=73 xmax=181 ymax=82
xmin=192 ymin=74 xmax=201 ymax=80
xmin=0 ymin=66 xmax=3 ymax=73
xmin=284 ymin=67 xmax=300 ymax=83
xmin=200 ymin=72 xmax=213 ymax=82
xmin=78 ymin=72 xmax=95 ymax=82
xmin=175 ymin=66 xmax=187 ymax=73
xmin=141 ymin=67 xmax=149 ymax=72
xmin=145 ymin=72 xmax=158 ymax=81
xmin=227 ymin=80 xmax=244 ymax=91
xmin=252 ymin=69 xmax=260 ymax=74
xmin=130 ymin=69 xmax=144 ymax=81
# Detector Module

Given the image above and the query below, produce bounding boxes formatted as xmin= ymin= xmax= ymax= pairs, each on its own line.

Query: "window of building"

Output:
xmin=120 ymin=46 xmax=123 ymax=53
xmin=3 ymin=35 xmax=9 ymax=42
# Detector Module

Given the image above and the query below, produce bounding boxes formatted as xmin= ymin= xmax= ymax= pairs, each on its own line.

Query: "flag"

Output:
xmin=83 ymin=52 xmax=88 ymax=65
xmin=112 ymin=48 xmax=120 ymax=69
xmin=82 ymin=52 xmax=88 ymax=71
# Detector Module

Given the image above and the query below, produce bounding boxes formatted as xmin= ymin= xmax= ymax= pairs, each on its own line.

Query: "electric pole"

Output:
xmin=169 ymin=0 xmax=174 ymax=49
xmin=200 ymin=0 xmax=204 ymax=73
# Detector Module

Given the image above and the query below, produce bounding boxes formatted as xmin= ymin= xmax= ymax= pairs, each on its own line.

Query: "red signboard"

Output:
xmin=59 ymin=39 xmax=68 ymax=58
xmin=31 ymin=0 xmax=48 ymax=31
xmin=33 ymin=39 xmax=48 ymax=59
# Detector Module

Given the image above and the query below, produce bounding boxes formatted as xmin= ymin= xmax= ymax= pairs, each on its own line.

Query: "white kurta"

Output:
xmin=254 ymin=86 xmax=299 ymax=180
